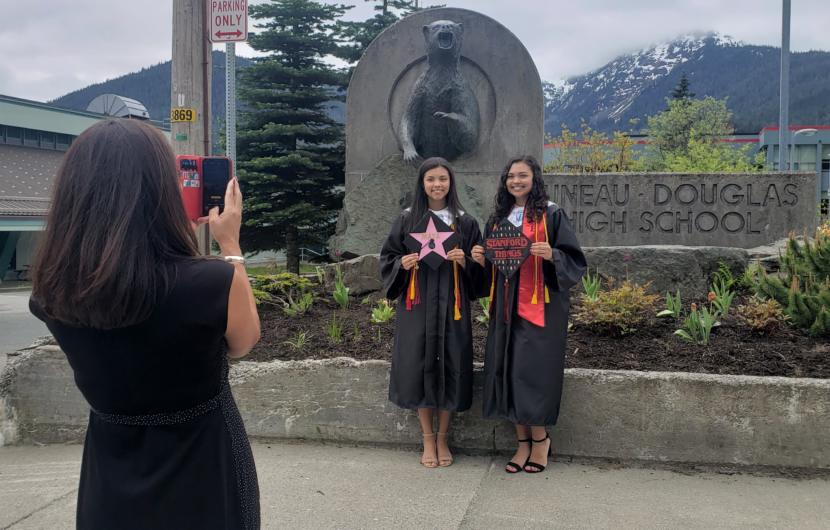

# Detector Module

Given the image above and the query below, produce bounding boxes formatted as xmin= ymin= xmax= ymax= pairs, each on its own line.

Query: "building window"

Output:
xmin=40 ymin=132 xmax=56 ymax=149
xmin=24 ymin=128 xmax=39 ymax=147
xmin=56 ymin=134 xmax=71 ymax=150
xmin=4 ymin=126 xmax=22 ymax=145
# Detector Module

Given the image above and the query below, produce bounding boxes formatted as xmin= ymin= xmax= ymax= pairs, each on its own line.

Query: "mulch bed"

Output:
xmin=246 ymin=290 xmax=830 ymax=379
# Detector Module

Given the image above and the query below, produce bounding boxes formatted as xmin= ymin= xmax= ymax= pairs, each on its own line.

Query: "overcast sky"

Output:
xmin=3 ymin=0 xmax=829 ymax=102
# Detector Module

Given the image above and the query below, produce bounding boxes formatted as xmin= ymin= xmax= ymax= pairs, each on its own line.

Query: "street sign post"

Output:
xmin=208 ymin=1 xmax=247 ymax=166
xmin=208 ymin=0 xmax=248 ymax=43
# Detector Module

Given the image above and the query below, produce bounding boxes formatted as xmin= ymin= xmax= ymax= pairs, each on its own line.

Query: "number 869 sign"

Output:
xmin=170 ymin=107 xmax=197 ymax=123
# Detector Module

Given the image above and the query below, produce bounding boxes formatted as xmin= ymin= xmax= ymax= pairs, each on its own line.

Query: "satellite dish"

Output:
xmin=86 ymin=94 xmax=150 ymax=120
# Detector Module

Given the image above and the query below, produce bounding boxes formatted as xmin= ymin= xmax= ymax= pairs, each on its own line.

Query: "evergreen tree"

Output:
xmin=670 ymin=73 xmax=695 ymax=101
xmin=338 ymin=1 xmax=436 ymax=65
xmin=236 ymin=0 xmax=351 ymax=273
xmin=755 ymin=231 xmax=830 ymax=336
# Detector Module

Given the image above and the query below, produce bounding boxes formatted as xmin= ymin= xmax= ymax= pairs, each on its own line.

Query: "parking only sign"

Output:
xmin=209 ymin=0 xmax=248 ymax=43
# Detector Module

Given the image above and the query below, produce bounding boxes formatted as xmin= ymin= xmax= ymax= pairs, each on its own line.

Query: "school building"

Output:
xmin=0 ymin=94 xmax=159 ymax=282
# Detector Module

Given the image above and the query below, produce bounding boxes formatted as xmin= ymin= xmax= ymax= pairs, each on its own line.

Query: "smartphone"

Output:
xmin=201 ymin=157 xmax=232 ymax=217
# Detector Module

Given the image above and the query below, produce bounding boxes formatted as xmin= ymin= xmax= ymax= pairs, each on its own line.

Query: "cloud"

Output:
xmin=1 ymin=0 xmax=828 ymax=102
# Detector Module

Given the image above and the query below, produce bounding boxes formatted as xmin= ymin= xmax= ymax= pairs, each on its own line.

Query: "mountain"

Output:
xmin=49 ymin=51 xmax=347 ymax=151
xmin=49 ymin=52 xmax=252 ymax=150
xmin=544 ymin=32 xmax=830 ymax=136
xmin=50 ymin=32 xmax=830 ymax=142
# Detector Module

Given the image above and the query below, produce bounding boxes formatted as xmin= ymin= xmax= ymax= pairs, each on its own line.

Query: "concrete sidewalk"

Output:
xmin=1 ymin=442 xmax=828 ymax=530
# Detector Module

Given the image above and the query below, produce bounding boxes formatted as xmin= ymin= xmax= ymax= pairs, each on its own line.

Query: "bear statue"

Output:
xmin=399 ymin=20 xmax=481 ymax=163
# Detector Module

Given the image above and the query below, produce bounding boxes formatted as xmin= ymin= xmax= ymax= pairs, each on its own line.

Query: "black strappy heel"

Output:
xmin=505 ymin=438 xmax=531 ymax=473
xmin=523 ymin=434 xmax=552 ymax=474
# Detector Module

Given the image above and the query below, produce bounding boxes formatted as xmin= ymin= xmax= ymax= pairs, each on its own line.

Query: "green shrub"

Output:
xmin=332 ymin=266 xmax=350 ymax=309
xmin=735 ymin=297 xmax=789 ymax=334
xmin=675 ymin=302 xmax=720 ymax=345
xmin=656 ymin=289 xmax=682 ymax=319
xmin=574 ymin=279 xmax=659 ymax=335
xmin=476 ymin=297 xmax=490 ymax=325
xmin=370 ymin=299 xmax=395 ymax=324
xmin=326 ymin=314 xmax=343 ymax=343
xmin=581 ymin=269 xmax=601 ymax=301
xmin=753 ymin=233 xmax=830 ymax=336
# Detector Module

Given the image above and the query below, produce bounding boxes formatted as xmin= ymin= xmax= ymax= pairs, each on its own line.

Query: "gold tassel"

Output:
xmin=453 ymin=260 xmax=461 ymax=320
xmin=408 ymin=269 xmax=416 ymax=300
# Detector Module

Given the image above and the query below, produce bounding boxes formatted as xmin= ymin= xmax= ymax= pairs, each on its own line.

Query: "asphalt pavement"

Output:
xmin=1 ymin=441 xmax=828 ymax=529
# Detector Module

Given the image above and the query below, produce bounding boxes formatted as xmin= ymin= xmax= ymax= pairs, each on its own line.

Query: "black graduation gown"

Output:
xmin=380 ymin=210 xmax=483 ymax=412
xmin=482 ymin=203 xmax=586 ymax=426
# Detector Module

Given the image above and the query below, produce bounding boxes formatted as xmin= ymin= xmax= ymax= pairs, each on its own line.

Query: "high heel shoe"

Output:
xmin=421 ymin=433 xmax=438 ymax=468
xmin=436 ymin=432 xmax=453 ymax=467
xmin=523 ymin=434 xmax=552 ymax=473
xmin=504 ymin=438 xmax=531 ymax=473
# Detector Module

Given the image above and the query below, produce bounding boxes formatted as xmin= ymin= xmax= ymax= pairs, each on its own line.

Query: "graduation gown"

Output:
xmin=380 ymin=209 xmax=483 ymax=412
xmin=482 ymin=203 xmax=586 ymax=426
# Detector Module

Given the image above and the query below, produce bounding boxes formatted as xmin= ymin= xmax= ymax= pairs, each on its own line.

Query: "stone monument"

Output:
xmin=330 ymin=8 xmax=543 ymax=258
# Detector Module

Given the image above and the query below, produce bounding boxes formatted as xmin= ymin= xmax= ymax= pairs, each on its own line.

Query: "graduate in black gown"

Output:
xmin=380 ymin=157 xmax=483 ymax=468
xmin=472 ymin=156 xmax=586 ymax=474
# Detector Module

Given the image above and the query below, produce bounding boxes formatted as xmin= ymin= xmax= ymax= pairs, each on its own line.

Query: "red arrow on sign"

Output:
xmin=215 ymin=30 xmax=243 ymax=38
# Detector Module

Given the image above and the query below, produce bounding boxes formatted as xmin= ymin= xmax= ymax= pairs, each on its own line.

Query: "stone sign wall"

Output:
xmin=545 ymin=172 xmax=818 ymax=248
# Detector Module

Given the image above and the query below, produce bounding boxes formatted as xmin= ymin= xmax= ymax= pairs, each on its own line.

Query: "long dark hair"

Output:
xmin=489 ymin=155 xmax=549 ymax=226
xmin=31 ymin=119 xmax=199 ymax=329
xmin=406 ymin=157 xmax=466 ymax=231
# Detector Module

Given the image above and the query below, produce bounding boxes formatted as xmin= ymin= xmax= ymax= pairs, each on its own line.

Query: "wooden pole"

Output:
xmin=172 ymin=0 xmax=212 ymax=254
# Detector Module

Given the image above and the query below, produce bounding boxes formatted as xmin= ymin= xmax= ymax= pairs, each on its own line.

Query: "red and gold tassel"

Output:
xmin=405 ymin=266 xmax=420 ymax=310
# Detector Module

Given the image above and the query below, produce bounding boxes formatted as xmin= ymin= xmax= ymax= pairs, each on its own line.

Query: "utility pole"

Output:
xmin=226 ymin=42 xmax=236 ymax=164
xmin=171 ymin=0 xmax=212 ymax=254
xmin=778 ymin=0 xmax=791 ymax=172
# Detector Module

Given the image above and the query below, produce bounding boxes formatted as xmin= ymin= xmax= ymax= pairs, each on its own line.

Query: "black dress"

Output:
xmin=30 ymin=259 xmax=259 ymax=530
xmin=380 ymin=209 xmax=483 ymax=412
xmin=482 ymin=203 xmax=586 ymax=426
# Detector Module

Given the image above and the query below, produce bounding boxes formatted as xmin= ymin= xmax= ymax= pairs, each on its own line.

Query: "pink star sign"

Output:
xmin=411 ymin=217 xmax=454 ymax=260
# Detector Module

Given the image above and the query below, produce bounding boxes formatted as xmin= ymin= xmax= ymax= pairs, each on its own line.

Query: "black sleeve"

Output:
xmin=379 ymin=211 xmax=410 ymax=300
xmin=543 ymin=206 xmax=587 ymax=292
xmin=458 ymin=215 xmax=484 ymax=300
xmin=475 ymin=221 xmax=496 ymax=299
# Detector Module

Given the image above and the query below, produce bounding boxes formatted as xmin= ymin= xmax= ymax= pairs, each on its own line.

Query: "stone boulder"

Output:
xmin=583 ymin=246 xmax=749 ymax=297
xmin=329 ymin=155 xmax=415 ymax=259
xmin=323 ymin=254 xmax=383 ymax=297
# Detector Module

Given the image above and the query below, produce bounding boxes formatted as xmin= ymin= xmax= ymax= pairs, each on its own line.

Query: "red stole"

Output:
xmin=517 ymin=208 xmax=548 ymax=327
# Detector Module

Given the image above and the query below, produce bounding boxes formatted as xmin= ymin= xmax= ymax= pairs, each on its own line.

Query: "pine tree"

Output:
xmin=236 ymin=0 xmax=352 ymax=274
xmin=338 ymin=1 xmax=436 ymax=65
xmin=670 ymin=73 xmax=695 ymax=101
xmin=755 ymin=231 xmax=830 ymax=336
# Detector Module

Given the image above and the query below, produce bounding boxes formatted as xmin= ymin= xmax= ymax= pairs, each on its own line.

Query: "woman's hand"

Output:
xmin=199 ymin=178 xmax=243 ymax=256
xmin=401 ymin=253 xmax=420 ymax=271
xmin=446 ymin=248 xmax=466 ymax=267
xmin=471 ymin=245 xmax=486 ymax=267
xmin=530 ymin=242 xmax=553 ymax=261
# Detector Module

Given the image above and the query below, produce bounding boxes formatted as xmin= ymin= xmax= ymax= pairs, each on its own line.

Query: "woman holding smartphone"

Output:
xmin=29 ymin=119 xmax=261 ymax=529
